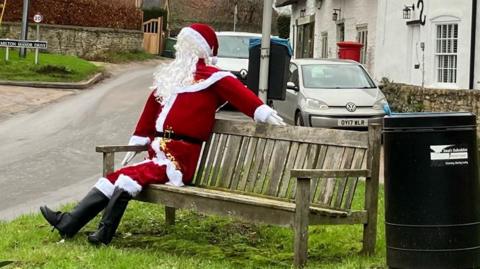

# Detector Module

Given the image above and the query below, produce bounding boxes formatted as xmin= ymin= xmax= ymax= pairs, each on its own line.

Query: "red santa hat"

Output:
xmin=179 ymin=23 xmax=219 ymax=63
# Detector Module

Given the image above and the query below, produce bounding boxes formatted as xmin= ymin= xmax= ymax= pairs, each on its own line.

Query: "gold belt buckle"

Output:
xmin=164 ymin=126 xmax=174 ymax=139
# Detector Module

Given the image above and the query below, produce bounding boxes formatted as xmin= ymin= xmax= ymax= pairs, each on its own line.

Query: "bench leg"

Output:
xmin=294 ymin=178 xmax=310 ymax=268
xmin=165 ymin=206 xmax=176 ymax=226
xmin=362 ymin=210 xmax=377 ymax=255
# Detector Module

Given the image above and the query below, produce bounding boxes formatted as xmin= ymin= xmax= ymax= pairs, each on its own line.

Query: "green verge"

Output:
xmin=0 ymin=184 xmax=386 ymax=269
xmin=0 ymin=48 xmax=100 ymax=82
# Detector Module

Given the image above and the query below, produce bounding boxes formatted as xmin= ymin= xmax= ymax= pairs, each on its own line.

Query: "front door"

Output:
xmin=296 ymin=22 xmax=314 ymax=58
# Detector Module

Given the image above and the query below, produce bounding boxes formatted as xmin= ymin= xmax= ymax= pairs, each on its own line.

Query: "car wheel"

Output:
xmin=295 ymin=112 xmax=304 ymax=126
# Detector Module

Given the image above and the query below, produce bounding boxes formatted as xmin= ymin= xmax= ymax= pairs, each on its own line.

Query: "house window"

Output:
xmin=436 ymin=24 xmax=458 ymax=83
xmin=357 ymin=25 xmax=368 ymax=64
xmin=336 ymin=23 xmax=345 ymax=42
xmin=321 ymin=32 xmax=328 ymax=58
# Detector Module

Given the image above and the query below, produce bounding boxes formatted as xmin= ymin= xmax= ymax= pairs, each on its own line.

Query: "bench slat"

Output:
xmin=291 ymin=168 xmax=369 ymax=178
xmin=287 ymin=143 xmax=309 ymax=199
xmin=219 ymin=135 xmax=243 ymax=188
xmin=141 ymin=184 xmax=350 ymax=217
xmin=265 ymin=140 xmax=290 ymax=196
xmin=237 ymin=137 xmax=258 ymax=191
xmin=330 ymin=147 xmax=356 ymax=207
xmin=193 ymin=138 xmax=210 ymax=185
xmin=245 ymin=138 xmax=267 ymax=192
xmin=229 ymin=136 xmax=250 ymax=190
xmin=277 ymin=142 xmax=299 ymax=198
xmin=310 ymin=145 xmax=328 ymax=203
xmin=343 ymin=148 xmax=367 ymax=209
xmin=210 ymin=134 xmax=228 ymax=186
xmin=201 ymin=133 xmax=220 ymax=186
xmin=213 ymin=119 xmax=369 ymax=149
xmin=254 ymin=139 xmax=276 ymax=194
xmin=314 ymin=146 xmax=345 ymax=205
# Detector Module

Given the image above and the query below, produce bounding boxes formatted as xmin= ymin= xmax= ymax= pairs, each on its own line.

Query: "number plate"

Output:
xmin=337 ymin=119 xmax=368 ymax=127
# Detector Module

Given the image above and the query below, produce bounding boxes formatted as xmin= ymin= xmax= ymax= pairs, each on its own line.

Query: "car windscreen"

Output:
xmin=301 ymin=64 xmax=376 ymax=89
xmin=217 ymin=35 xmax=254 ymax=59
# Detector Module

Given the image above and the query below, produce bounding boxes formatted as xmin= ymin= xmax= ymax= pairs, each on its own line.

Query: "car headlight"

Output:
xmin=305 ymin=98 xmax=329 ymax=110
xmin=373 ymin=97 xmax=388 ymax=110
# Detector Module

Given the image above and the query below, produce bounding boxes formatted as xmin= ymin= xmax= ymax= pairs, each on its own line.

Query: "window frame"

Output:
xmin=434 ymin=23 xmax=458 ymax=84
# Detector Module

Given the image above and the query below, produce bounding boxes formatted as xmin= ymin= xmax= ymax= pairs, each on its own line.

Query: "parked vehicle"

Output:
xmin=272 ymin=58 xmax=388 ymax=129
xmin=215 ymin=31 xmax=262 ymax=85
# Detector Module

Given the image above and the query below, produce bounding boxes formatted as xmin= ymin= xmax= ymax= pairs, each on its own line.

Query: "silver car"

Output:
xmin=273 ymin=59 xmax=387 ymax=129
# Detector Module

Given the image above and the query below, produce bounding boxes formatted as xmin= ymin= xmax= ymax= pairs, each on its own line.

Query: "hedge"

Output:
xmin=3 ymin=0 xmax=142 ymax=30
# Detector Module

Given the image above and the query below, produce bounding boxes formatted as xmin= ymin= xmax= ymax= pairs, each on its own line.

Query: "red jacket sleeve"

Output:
xmin=133 ymin=91 xmax=162 ymax=139
xmin=213 ymin=76 xmax=264 ymax=118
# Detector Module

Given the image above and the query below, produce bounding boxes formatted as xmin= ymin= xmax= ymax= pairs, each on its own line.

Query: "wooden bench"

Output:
xmin=96 ymin=119 xmax=381 ymax=267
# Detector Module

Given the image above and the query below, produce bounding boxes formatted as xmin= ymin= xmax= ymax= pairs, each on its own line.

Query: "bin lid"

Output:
xmin=384 ymin=112 xmax=476 ymax=129
xmin=337 ymin=41 xmax=363 ymax=48
xmin=249 ymin=37 xmax=293 ymax=56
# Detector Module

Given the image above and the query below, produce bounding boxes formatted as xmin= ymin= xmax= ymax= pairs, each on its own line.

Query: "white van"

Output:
xmin=215 ymin=32 xmax=262 ymax=84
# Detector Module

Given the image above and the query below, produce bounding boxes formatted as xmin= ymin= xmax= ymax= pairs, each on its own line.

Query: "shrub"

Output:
xmin=277 ymin=14 xmax=290 ymax=39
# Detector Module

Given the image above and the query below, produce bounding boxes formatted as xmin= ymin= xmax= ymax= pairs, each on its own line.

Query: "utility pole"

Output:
xmin=19 ymin=0 xmax=30 ymax=58
xmin=258 ymin=0 xmax=272 ymax=102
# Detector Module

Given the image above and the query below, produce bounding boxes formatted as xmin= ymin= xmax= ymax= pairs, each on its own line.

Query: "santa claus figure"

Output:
xmin=40 ymin=23 xmax=284 ymax=245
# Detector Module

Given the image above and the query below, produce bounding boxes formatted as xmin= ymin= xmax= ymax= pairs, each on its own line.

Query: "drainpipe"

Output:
xmin=470 ymin=0 xmax=477 ymax=89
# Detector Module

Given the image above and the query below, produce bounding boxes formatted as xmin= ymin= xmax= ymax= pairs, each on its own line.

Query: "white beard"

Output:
xmin=152 ymin=28 xmax=211 ymax=105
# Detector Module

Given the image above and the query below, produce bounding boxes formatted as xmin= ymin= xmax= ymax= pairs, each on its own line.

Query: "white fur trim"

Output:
xmin=175 ymin=71 xmax=235 ymax=94
xmin=151 ymin=138 xmax=185 ymax=187
xmin=179 ymin=27 xmax=212 ymax=57
xmin=254 ymin=104 xmax=274 ymax=123
xmin=94 ymin=177 xmax=115 ymax=199
xmin=155 ymin=93 xmax=178 ymax=133
xmin=155 ymin=71 xmax=234 ymax=133
xmin=115 ymin=174 xmax=143 ymax=197
xmin=129 ymin=135 xmax=151 ymax=146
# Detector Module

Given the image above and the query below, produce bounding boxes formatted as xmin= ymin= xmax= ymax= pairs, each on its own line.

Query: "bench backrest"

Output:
xmin=193 ymin=119 xmax=375 ymax=211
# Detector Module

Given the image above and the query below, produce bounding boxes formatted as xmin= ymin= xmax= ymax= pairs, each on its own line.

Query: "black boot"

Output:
xmin=40 ymin=188 xmax=109 ymax=238
xmin=88 ymin=188 xmax=132 ymax=245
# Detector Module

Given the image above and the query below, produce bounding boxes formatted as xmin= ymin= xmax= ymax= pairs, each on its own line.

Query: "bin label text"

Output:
xmin=430 ymin=144 xmax=469 ymax=167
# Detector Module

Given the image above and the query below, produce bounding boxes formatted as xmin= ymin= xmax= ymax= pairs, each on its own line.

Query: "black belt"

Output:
xmin=155 ymin=132 xmax=203 ymax=145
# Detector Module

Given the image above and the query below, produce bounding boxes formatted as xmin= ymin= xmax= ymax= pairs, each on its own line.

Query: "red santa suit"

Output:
xmin=40 ymin=23 xmax=283 ymax=246
xmin=104 ymin=59 xmax=274 ymax=193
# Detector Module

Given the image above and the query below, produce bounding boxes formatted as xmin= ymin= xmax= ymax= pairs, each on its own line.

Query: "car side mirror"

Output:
xmin=287 ymin=81 xmax=299 ymax=91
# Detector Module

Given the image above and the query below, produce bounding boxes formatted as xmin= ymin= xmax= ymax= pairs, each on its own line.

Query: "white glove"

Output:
xmin=266 ymin=111 xmax=286 ymax=126
xmin=121 ymin=136 xmax=150 ymax=166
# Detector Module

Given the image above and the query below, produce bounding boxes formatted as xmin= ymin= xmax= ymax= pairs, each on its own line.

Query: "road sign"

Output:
xmin=0 ymin=39 xmax=48 ymax=49
xmin=33 ymin=13 xmax=43 ymax=23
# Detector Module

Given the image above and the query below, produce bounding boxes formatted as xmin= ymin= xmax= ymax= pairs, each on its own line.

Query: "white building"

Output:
xmin=277 ymin=0 xmax=480 ymax=90
xmin=276 ymin=0 xmax=378 ymax=74
xmin=376 ymin=0 xmax=478 ymax=89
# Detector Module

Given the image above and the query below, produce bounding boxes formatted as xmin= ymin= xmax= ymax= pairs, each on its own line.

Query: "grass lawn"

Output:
xmin=0 ymin=185 xmax=386 ymax=269
xmin=0 ymin=48 xmax=101 ymax=83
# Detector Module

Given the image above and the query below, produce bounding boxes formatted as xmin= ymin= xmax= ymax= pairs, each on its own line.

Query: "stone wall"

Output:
xmin=381 ymin=83 xmax=480 ymax=126
xmin=0 ymin=22 xmax=143 ymax=60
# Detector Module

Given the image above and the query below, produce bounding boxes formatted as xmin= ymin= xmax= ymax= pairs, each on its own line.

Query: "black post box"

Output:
xmin=247 ymin=37 xmax=292 ymax=101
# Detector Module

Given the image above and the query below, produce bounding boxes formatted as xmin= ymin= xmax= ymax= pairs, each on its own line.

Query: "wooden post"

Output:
xmin=103 ymin=152 xmax=115 ymax=177
xmin=294 ymin=177 xmax=310 ymax=268
xmin=362 ymin=123 xmax=381 ymax=255
xmin=165 ymin=206 xmax=176 ymax=225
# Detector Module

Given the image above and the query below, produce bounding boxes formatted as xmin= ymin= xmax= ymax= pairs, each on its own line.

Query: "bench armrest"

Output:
xmin=291 ymin=169 xmax=369 ymax=179
xmin=96 ymin=145 xmax=148 ymax=153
